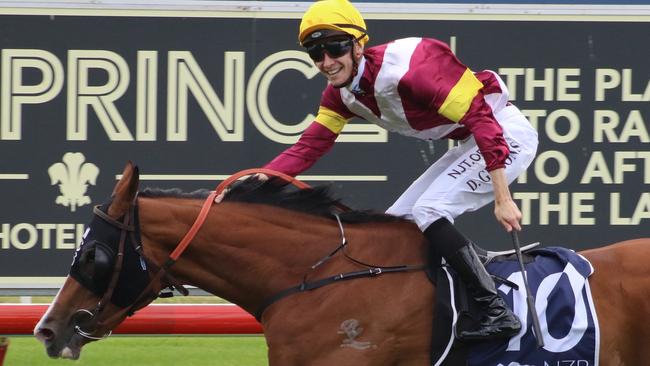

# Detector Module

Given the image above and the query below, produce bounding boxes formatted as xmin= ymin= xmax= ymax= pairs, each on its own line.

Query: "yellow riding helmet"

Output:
xmin=299 ymin=0 xmax=369 ymax=46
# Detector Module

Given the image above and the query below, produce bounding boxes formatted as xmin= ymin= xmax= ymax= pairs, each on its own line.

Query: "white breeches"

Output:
xmin=385 ymin=105 xmax=539 ymax=230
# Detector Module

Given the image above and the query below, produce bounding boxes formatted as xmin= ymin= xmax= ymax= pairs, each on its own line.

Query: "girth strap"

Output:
xmin=253 ymin=264 xmax=424 ymax=321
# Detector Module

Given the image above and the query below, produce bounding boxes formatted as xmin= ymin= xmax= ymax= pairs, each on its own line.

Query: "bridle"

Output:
xmin=74 ymin=197 xmax=192 ymax=340
xmin=72 ymin=203 xmax=134 ymax=340
xmin=73 ymin=168 xmax=424 ymax=337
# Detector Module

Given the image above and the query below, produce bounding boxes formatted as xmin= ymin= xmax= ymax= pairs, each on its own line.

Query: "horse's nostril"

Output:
xmin=35 ymin=328 xmax=55 ymax=342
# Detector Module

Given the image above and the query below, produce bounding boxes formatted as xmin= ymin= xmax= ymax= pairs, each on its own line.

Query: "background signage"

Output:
xmin=0 ymin=10 xmax=648 ymax=279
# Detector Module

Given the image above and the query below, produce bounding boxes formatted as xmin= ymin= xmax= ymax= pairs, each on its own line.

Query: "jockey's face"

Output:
xmin=310 ymin=38 xmax=364 ymax=88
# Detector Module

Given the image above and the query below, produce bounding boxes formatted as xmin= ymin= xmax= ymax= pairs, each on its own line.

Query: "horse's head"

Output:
xmin=34 ymin=162 xmax=152 ymax=359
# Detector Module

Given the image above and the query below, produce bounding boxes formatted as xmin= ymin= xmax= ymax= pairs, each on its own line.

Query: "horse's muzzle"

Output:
xmin=34 ymin=315 xmax=84 ymax=359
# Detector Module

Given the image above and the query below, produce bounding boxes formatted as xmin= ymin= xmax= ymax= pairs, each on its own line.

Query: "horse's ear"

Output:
xmin=109 ymin=161 xmax=140 ymax=217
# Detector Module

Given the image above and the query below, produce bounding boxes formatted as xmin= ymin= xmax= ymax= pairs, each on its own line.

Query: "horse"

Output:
xmin=33 ymin=162 xmax=650 ymax=365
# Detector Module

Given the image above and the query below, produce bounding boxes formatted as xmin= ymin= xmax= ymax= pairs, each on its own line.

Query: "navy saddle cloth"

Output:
xmin=430 ymin=247 xmax=599 ymax=366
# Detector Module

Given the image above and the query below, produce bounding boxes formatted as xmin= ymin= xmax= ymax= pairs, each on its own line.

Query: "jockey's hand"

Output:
xmin=489 ymin=168 xmax=522 ymax=232
xmin=215 ymin=173 xmax=270 ymax=203
xmin=494 ymin=198 xmax=522 ymax=232
xmin=254 ymin=173 xmax=270 ymax=182
xmin=214 ymin=189 xmax=229 ymax=203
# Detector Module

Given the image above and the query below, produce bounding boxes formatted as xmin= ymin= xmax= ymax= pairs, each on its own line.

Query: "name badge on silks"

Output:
xmin=468 ymin=247 xmax=599 ymax=366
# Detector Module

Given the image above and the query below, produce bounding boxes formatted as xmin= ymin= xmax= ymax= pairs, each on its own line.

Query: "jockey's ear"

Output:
xmin=353 ymin=41 xmax=364 ymax=60
xmin=109 ymin=161 xmax=140 ymax=217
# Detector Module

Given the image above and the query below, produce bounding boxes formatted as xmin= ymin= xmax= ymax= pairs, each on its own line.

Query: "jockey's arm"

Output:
xmin=434 ymin=68 xmax=517 ymax=231
xmin=215 ymin=122 xmax=337 ymax=203
xmin=489 ymin=167 xmax=522 ymax=232
xmin=264 ymin=121 xmax=338 ymax=176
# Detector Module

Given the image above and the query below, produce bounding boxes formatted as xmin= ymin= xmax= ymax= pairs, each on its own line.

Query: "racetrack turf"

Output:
xmin=4 ymin=335 xmax=268 ymax=366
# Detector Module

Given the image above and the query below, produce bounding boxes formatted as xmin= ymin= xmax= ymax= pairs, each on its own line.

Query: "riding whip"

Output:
xmin=511 ymin=231 xmax=544 ymax=348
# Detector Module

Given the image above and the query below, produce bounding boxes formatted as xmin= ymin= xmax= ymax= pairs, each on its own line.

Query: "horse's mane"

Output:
xmin=140 ymin=178 xmax=407 ymax=224
xmin=140 ymin=187 xmax=212 ymax=199
xmin=225 ymin=178 xmax=406 ymax=223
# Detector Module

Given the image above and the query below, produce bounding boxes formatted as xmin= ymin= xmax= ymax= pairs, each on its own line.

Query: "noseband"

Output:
xmin=73 ymin=309 xmax=112 ymax=340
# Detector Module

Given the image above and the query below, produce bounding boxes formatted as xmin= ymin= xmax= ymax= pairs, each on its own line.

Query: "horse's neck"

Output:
xmin=138 ymin=198 xmax=341 ymax=314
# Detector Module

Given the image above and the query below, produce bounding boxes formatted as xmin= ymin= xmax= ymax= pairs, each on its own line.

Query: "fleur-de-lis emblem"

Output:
xmin=48 ymin=152 xmax=99 ymax=212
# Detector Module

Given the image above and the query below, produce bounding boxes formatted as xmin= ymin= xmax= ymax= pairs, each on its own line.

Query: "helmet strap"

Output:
xmin=349 ymin=48 xmax=359 ymax=85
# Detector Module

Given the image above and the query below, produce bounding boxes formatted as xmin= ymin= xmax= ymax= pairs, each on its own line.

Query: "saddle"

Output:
xmin=427 ymin=241 xmax=540 ymax=366
xmin=472 ymin=241 xmax=541 ymax=265
xmin=425 ymin=241 xmax=541 ymax=288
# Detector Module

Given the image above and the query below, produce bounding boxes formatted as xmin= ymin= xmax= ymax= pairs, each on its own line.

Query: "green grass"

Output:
xmin=1 ymin=297 xmax=266 ymax=365
xmin=3 ymin=336 xmax=268 ymax=366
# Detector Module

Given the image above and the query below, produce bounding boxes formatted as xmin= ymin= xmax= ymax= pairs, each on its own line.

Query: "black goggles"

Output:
xmin=305 ymin=38 xmax=354 ymax=62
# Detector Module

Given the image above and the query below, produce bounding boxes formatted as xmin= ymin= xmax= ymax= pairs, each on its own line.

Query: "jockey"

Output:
xmin=263 ymin=0 xmax=538 ymax=341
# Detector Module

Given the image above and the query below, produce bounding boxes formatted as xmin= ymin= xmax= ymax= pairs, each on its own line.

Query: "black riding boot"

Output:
xmin=424 ymin=218 xmax=521 ymax=341
xmin=446 ymin=244 xmax=521 ymax=340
